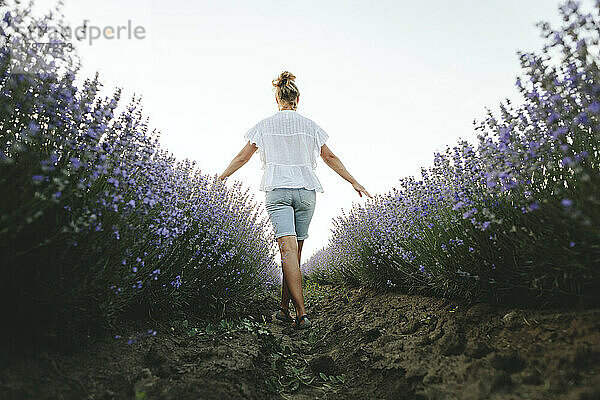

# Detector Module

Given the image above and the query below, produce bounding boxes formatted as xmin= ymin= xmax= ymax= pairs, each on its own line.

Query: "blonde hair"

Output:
xmin=272 ymin=71 xmax=300 ymax=110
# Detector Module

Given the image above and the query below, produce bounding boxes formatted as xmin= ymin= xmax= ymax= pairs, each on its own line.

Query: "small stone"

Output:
xmin=502 ymin=311 xmax=521 ymax=329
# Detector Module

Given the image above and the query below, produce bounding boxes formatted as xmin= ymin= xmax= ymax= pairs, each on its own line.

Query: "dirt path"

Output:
xmin=295 ymin=285 xmax=600 ymax=399
xmin=1 ymin=284 xmax=599 ymax=399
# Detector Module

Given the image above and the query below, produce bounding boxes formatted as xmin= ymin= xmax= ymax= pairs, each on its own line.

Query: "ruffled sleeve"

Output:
xmin=244 ymin=123 xmax=262 ymax=149
xmin=315 ymin=125 xmax=329 ymax=156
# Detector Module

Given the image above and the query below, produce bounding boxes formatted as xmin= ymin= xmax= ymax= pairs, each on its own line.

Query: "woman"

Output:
xmin=218 ymin=71 xmax=372 ymax=329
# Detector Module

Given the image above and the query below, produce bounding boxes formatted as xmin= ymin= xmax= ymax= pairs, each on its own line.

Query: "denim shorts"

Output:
xmin=265 ymin=187 xmax=316 ymax=241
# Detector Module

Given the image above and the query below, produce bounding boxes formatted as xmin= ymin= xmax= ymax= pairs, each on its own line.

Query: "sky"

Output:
xmin=29 ymin=0 xmax=593 ymax=263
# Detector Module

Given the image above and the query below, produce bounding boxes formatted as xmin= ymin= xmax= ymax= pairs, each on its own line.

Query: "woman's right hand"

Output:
xmin=352 ymin=182 xmax=372 ymax=198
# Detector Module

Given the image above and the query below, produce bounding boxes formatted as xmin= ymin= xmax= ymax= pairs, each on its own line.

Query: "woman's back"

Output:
xmin=245 ymin=109 xmax=329 ymax=192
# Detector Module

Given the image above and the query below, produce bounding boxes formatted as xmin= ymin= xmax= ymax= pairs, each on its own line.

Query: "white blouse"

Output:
xmin=244 ymin=110 xmax=329 ymax=193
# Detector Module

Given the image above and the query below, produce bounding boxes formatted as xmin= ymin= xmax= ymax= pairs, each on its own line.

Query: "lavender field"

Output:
xmin=0 ymin=2 xmax=279 ymax=349
xmin=303 ymin=1 xmax=600 ymax=307
xmin=1 ymin=1 xmax=599 ymax=399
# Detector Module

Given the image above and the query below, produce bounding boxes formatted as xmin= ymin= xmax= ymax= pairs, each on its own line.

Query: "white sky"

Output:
xmin=30 ymin=0 xmax=591 ymax=262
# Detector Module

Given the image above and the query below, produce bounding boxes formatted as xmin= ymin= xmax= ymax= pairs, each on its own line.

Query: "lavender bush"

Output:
xmin=304 ymin=0 xmax=600 ymax=306
xmin=0 ymin=1 xmax=279 ymax=347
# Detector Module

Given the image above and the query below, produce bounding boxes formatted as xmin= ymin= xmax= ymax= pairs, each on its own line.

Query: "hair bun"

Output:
xmin=272 ymin=70 xmax=300 ymax=109
xmin=272 ymin=71 xmax=296 ymax=87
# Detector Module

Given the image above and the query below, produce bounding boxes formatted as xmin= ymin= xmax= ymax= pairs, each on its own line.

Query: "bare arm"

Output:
xmin=218 ymin=141 xmax=258 ymax=180
xmin=320 ymin=144 xmax=372 ymax=198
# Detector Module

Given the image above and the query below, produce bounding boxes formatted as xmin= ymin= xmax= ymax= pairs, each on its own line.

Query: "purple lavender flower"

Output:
xmin=588 ymin=102 xmax=600 ymax=114
xmin=171 ymin=275 xmax=182 ymax=289
xmin=561 ymin=199 xmax=573 ymax=207
xmin=561 ymin=157 xmax=574 ymax=166
xmin=69 ymin=157 xmax=81 ymax=169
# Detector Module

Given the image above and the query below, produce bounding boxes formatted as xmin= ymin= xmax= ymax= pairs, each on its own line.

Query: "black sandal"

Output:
xmin=293 ymin=314 xmax=312 ymax=330
xmin=275 ymin=307 xmax=293 ymax=323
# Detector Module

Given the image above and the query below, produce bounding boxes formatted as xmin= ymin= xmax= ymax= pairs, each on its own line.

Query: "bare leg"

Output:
xmin=277 ymin=235 xmax=306 ymax=318
xmin=281 ymin=239 xmax=304 ymax=312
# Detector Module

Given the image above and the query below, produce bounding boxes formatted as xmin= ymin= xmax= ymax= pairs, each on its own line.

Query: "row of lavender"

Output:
xmin=303 ymin=1 xmax=600 ymax=306
xmin=0 ymin=2 xmax=279 ymax=348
